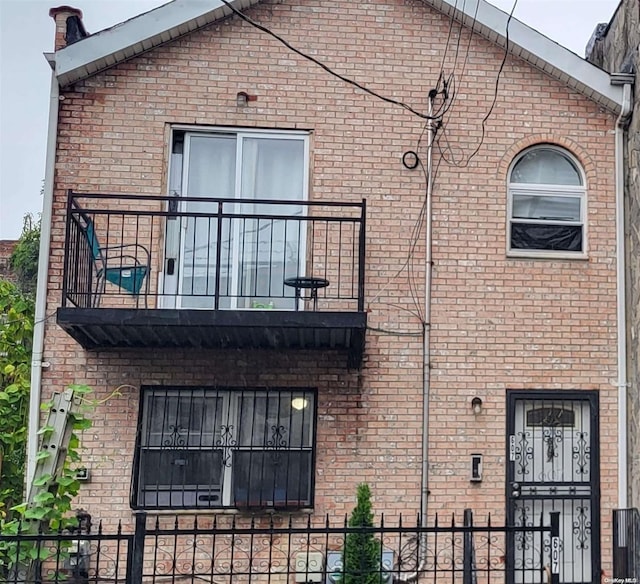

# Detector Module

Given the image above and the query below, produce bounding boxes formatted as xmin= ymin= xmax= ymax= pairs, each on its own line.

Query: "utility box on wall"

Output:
xmin=295 ymin=551 xmax=324 ymax=583
xmin=325 ymin=550 xmax=394 ymax=584
xmin=470 ymin=454 xmax=483 ymax=482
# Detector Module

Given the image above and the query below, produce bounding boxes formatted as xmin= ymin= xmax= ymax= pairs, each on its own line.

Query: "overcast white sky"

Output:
xmin=0 ymin=0 xmax=621 ymax=239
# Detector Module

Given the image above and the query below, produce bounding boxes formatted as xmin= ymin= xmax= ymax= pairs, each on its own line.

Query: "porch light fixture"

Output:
xmin=291 ymin=397 xmax=309 ymax=411
xmin=471 ymin=397 xmax=483 ymax=415
xmin=236 ymin=91 xmax=257 ymax=107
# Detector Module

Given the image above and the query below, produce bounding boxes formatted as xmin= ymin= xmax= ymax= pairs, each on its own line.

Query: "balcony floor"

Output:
xmin=57 ymin=308 xmax=367 ymax=368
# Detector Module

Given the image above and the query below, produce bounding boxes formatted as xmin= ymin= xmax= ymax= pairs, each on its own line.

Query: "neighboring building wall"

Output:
xmin=0 ymin=240 xmax=17 ymax=282
xmin=587 ymin=0 xmax=640 ymax=509
xmin=44 ymin=0 xmax=619 ymax=570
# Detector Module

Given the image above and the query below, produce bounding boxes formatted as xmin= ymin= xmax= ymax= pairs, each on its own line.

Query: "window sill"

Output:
xmin=131 ymin=506 xmax=314 ymax=516
xmin=506 ymin=250 xmax=589 ymax=261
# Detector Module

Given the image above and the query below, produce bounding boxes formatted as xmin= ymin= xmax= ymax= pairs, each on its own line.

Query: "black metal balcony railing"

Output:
xmin=62 ymin=192 xmax=366 ymax=312
xmin=0 ymin=510 xmax=561 ymax=584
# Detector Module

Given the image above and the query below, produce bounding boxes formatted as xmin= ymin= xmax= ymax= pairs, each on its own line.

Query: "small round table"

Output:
xmin=284 ymin=276 xmax=330 ymax=310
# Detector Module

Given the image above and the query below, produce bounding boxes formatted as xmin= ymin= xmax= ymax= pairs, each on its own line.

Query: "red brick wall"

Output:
xmin=43 ymin=0 xmax=618 ymax=568
xmin=0 ymin=240 xmax=17 ymax=282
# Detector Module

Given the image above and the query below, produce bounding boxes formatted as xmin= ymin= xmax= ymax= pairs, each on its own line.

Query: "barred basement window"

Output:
xmin=508 ymin=146 xmax=586 ymax=254
xmin=132 ymin=387 xmax=316 ymax=510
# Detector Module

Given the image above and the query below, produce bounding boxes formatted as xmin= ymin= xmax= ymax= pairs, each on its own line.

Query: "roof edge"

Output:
xmin=53 ymin=0 xmax=254 ymax=87
xmin=52 ymin=0 xmax=624 ymax=113
xmin=429 ymin=0 xmax=623 ymax=113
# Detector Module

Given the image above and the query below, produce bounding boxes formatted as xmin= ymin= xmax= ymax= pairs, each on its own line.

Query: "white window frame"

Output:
xmin=160 ymin=126 xmax=311 ymax=308
xmin=506 ymin=146 xmax=587 ymax=259
xmin=134 ymin=387 xmax=316 ymax=510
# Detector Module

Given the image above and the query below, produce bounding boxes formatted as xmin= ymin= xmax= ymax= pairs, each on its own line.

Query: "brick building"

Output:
xmin=587 ymin=0 xmax=640 ymax=516
xmin=0 ymin=240 xmax=17 ymax=282
xmin=31 ymin=0 xmax=633 ymax=581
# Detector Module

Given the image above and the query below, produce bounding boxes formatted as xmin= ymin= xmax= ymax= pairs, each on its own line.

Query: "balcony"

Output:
xmin=57 ymin=192 xmax=367 ymax=367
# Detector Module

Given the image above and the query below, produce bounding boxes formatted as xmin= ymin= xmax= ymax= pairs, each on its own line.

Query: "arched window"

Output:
xmin=508 ymin=146 xmax=586 ymax=254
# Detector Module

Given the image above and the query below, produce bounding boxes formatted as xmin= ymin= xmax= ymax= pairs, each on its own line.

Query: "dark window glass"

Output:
xmin=511 ymin=224 xmax=582 ymax=252
xmin=134 ymin=387 xmax=315 ymax=510
xmin=233 ymin=451 xmax=313 ymax=507
xmin=526 ymin=407 xmax=576 ymax=427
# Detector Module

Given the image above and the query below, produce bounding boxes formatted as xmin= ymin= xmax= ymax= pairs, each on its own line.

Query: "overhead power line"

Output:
xmin=218 ymin=0 xmax=448 ymax=121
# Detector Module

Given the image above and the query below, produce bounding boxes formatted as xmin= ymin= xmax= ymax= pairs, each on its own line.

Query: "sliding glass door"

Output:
xmin=165 ymin=130 xmax=308 ymax=309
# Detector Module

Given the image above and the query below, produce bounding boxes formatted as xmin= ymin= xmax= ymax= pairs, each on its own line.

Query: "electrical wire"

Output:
xmin=213 ymin=0 xmax=515 ymax=321
xmin=450 ymin=0 xmax=468 ymax=76
xmin=464 ymin=0 xmax=519 ymax=163
xmin=438 ymin=0 xmax=520 ymax=168
xmin=406 ymin=144 xmax=445 ymax=324
xmin=434 ymin=0 xmax=459 ymax=85
xmin=0 ymin=309 xmax=57 ymax=329
xmin=440 ymin=0 xmax=480 ymax=115
xmin=435 ymin=119 xmax=465 ymax=166
xmin=218 ymin=0 xmax=450 ymax=121
xmin=367 ymin=324 xmax=423 ymax=337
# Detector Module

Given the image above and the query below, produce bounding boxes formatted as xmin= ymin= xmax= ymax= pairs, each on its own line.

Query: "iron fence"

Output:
xmin=62 ymin=191 xmax=366 ymax=312
xmin=613 ymin=507 xmax=640 ymax=580
xmin=0 ymin=525 xmax=133 ymax=583
xmin=0 ymin=510 xmax=561 ymax=584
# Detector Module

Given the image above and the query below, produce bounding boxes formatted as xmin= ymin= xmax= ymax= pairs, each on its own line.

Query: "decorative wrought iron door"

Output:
xmin=506 ymin=391 xmax=600 ymax=584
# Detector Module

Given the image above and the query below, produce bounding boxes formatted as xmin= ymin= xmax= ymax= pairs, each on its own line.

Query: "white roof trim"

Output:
xmin=429 ymin=0 xmax=623 ymax=113
xmin=53 ymin=0 xmax=260 ymax=87
xmin=52 ymin=0 xmax=624 ymax=113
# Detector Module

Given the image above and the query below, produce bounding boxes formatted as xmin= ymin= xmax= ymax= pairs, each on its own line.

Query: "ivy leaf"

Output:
xmin=32 ymin=473 xmax=53 ymax=487
xmin=37 ymin=425 xmax=55 ymax=436
xmin=0 ymin=520 xmax=20 ymax=535
xmin=24 ymin=506 xmax=49 ymax=520
xmin=56 ymin=475 xmax=77 ymax=488
xmin=3 ymin=364 xmax=15 ymax=375
xmin=66 ymin=449 xmax=81 ymax=462
xmin=9 ymin=503 xmax=27 ymax=514
xmin=69 ymin=384 xmax=92 ymax=395
xmin=71 ymin=417 xmax=92 ymax=431
xmin=30 ymin=546 xmax=52 ymax=561
xmin=35 ymin=450 xmax=51 ymax=461
xmin=33 ymin=492 xmax=55 ymax=505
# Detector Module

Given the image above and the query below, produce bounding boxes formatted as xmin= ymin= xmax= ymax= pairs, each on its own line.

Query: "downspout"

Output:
xmin=393 ymin=90 xmax=437 ymax=584
xmin=421 ymin=90 xmax=437 ymax=527
xmin=612 ymin=73 xmax=633 ymax=509
xmin=26 ymin=59 xmax=59 ymax=495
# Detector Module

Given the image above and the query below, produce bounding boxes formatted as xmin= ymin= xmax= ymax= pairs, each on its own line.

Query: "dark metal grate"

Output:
xmin=613 ymin=508 xmax=640 ymax=580
xmin=62 ymin=191 xmax=366 ymax=312
xmin=507 ymin=392 xmax=600 ymax=583
xmin=132 ymin=386 xmax=317 ymax=510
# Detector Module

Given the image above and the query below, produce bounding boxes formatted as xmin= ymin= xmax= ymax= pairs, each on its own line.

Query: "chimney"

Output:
xmin=49 ymin=6 xmax=88 ymax=51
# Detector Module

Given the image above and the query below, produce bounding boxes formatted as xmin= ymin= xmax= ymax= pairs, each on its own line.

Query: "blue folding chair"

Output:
xmin=82 ymin=216 xmax=150 ymax=307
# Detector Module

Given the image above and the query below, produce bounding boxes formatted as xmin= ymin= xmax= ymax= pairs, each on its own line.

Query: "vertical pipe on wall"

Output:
xmin=614 ymin=79 xmax=633 ymax=508
xmin=395 ymin=90 xmax=438 ymax=584
xmin=26 ymin=64 xmax=60 ymax=494
xmin=421 ymin=91 xmax=437 ymax=527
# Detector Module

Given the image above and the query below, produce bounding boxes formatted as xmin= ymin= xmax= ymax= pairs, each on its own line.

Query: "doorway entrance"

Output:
xmin=506 ymin=391 xmax=600 ymax=583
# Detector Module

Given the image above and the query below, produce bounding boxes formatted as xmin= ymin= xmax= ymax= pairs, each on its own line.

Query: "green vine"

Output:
xmin=0 ymin=279 xmax=33 ymax=518
xmin=0 ymin=384 xmax=96 ymax=572
xmin=10 ymin=214 xmax=40 ymax=298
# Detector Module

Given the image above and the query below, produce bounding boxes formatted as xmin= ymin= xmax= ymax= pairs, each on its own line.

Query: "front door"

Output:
xmin=506 ymin=391 xmax=600 ymax=584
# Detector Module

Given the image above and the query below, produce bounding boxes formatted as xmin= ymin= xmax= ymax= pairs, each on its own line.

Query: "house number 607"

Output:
xmin=551 ymin=536 xmax=560 ymax=574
